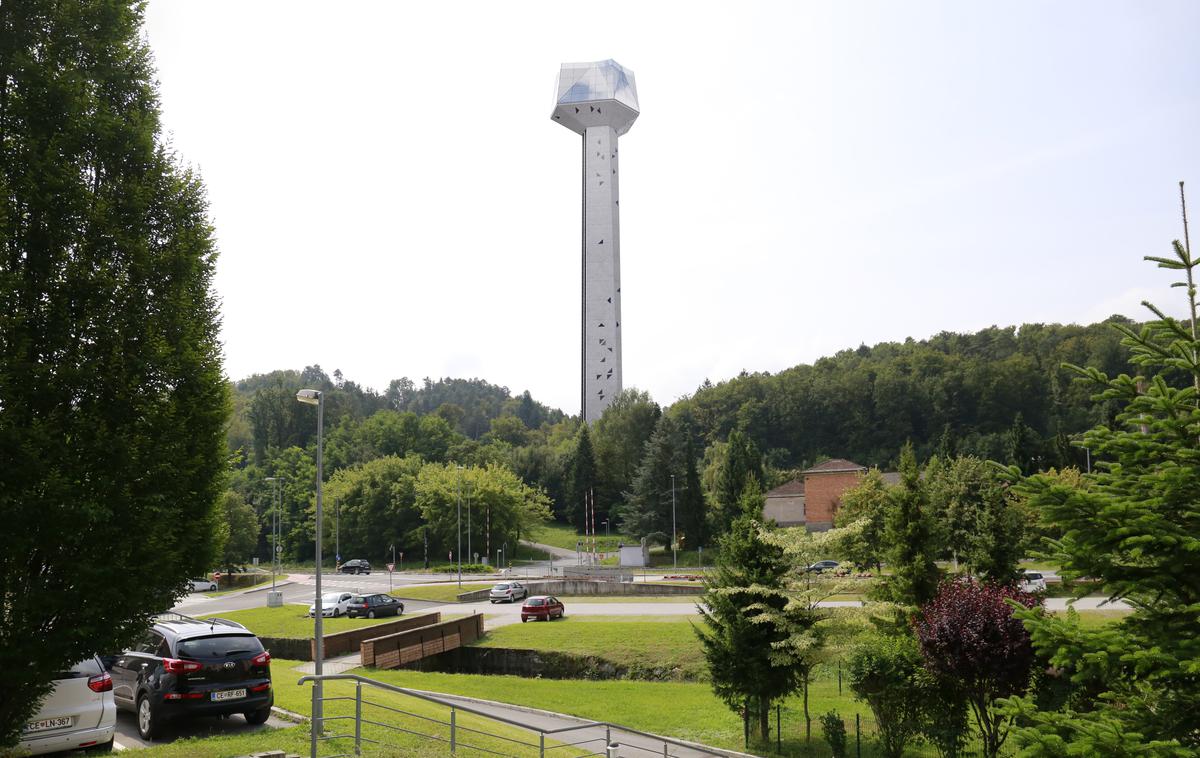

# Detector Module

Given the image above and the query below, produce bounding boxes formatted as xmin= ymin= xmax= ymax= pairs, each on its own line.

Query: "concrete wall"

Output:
xmin=763 ymin=494 xmax=805 ymax=527
xmin=456 ymin=580 xmax=699 ymax=602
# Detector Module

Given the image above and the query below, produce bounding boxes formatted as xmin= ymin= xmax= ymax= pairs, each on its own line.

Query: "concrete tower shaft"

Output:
xmin=551 ymin=60 xmax=639 ymax=423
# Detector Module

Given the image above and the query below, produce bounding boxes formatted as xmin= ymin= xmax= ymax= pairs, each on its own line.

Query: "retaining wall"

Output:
xmin=362 ymin=614 xmax=485 ymax=669
xmin=456 ymin=579 xmax=699 ymax=602
xmin=407 ymin=646 xmax=696 ymax=682
xmin=317 ymin=612 xmax=441 ymax=659
xmin=259 ymin=636 xmax=314 ymax=662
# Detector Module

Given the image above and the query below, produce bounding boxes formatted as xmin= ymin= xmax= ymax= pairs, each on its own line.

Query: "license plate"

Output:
xmin=24 ymin=716 xmax=73 ymax=733
xmin=211 ymin=688 xmax=246 ymax=702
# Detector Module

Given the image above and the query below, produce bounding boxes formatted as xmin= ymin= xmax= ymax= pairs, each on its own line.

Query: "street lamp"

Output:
xmin=296 ymin=388 xmax=325 ymax=741
xmin=264 ymin=477 xmax=282 ymax=594
xmin=670 ymin=474 xmax=677 ymax=570
xmin=601 ymin=519 xmax=610 ymax=538
xmin=456 ymin=465 xmax=464 ymax=588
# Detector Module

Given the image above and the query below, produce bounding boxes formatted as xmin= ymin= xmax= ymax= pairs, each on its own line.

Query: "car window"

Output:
xmin=1025 ymin=573 xmax=1043 ymax=581
xmin=350 ymin=596 xmax=365 ymax=603
xmin=136 ymin=631 xmax=163 ymax=654
xmin=528 ymin=598 xmax=545 ymax=606
xmin=494 ymin=583 xmax=510 ymax=590
xmin=177 ymin=634 xmax=263 ymax=659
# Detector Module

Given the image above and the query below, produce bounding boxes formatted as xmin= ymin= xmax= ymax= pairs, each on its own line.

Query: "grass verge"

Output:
xmin=389 ymin=582 xmax=493 ymax=603
xmin=202 ymin=606 xmax=402 ymax=639
xmin=474 ymin=616 xmax=706 ymax=679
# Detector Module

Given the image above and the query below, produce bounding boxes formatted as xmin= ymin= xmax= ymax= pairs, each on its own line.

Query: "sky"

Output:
xmin=141 ymin=1 xmax=1200 ymax=414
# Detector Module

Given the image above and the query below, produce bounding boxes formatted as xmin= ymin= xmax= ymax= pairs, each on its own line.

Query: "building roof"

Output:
xmin=802 ymin=458 xmax=867 ymax=474
xmin=765 ymin=479 xmax=806 ymax=497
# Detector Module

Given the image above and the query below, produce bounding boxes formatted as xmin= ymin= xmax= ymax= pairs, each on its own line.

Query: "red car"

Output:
xmin=520 ymin=595 xmax=565 ymax=622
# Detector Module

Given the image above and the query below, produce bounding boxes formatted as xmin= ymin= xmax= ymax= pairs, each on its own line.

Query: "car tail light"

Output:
xmin=251 ymin=651 xmax=271 ymax=667
xmin=163 ymin=692 xmax=204 ymax=700
xmin=162 ymin=658 xmax=203 ymax=674
xmin=87 ymin=672 xmax=112 ymax=693
xmin=250 ymin=682 xmax=271 ymax=692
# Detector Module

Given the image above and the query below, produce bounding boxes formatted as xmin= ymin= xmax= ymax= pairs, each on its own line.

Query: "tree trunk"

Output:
xmin=759 ymin=697 xmax=770 ymax=741
xmin=804 ymin=674 xmax=811 ymax=741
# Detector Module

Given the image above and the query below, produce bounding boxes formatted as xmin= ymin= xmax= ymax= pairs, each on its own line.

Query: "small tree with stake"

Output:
xmin=914 ymin=578 xmax=1041 ymax=758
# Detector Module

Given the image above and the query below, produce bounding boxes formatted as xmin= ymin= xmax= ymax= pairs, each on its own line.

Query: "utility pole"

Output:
xmin=671 ymin=473 xmax=677 ymax=570
xmin=456 ymin=465 xmax=464 ymax=588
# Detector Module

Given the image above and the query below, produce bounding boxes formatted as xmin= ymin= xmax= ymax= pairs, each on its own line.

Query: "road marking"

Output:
xmin=113 ymin=738 xmax=127 ymax=751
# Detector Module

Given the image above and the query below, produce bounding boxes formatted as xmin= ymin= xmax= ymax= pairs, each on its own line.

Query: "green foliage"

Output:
xmin=880 ymin=446 xmax=941 ymax=607
xmin=925 ymin=455 xmax=1026 ymax=584
xmin=712 ymin=430 xmax=764 ymax=534
xmin=566 ymin=424 xmax=598 ymax=527
xmin=592 ymin=388 xmax=661 ymax=521
xmin=1003 ymin=205 xmax=1200 ymax=754
xmin=696 ymin=515 xmax=804 ymax=740
xmin=619 ymin=414 xmax=683 ymax=543
xmin=915 ymin=667 xmax=971 ymax=758
xmin=219 ymin=491 xmax=259 ymax=569
xmin=0 ymin=0 xmax=227 ymax=744
xmin=819 ymin=711 xmax=848 ymax=758
xmin=833 ymin=468 xmax=890 ymax=571
xmin=846 ymin=633 xmax=926 ymax=758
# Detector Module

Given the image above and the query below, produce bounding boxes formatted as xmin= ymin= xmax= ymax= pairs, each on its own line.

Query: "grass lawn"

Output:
xmin=201 ymin=606 xmax=402 ymax=639
xmin=207 ymin=576 xmax=272 ymax=597
xmin=1053 ymin=609 xmax=1132 ymax=629
xmin=527 ymin=521 xmax=636 ymax=552
xmin=389 ymin=582 xmax=493 ymax=603
xmin=474 ymin=616 xmax=706 ymax=679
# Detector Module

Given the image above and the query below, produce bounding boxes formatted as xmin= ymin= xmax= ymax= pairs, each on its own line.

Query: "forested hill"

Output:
xmin=670 ymin=316 xmax=1137 ymax=472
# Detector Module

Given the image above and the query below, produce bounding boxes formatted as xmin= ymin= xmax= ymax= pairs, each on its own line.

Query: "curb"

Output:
xmin=404 ymin=689 xmax=756 ymax=758
xmin=270 ymin=705 xmax=308 ymax=724
xmin=246 ymin=580 xmax=293 ymax=594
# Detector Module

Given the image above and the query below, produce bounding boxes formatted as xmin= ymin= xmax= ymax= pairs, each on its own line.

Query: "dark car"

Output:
xmin=520 ymin=595 xmax=565 ymax=622
xmin=807 ymin=560 xmax=840 ymax=574
xmin=107 ymin=614 xmax=272 ymax=741
xmin=339 ymin=559 xmax=371 ymax=575
xmin=346 ymin=594 xmax=404 ymax=619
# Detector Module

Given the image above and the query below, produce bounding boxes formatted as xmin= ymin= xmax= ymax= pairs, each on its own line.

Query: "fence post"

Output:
xmin=450 ymin=706 xmax=456 ymax=754
xmin=838 ymin=662 xmax=843 ymax=696
xmin=539 ymin=733 xmax=545 ymax=758
xmin=776 ymin=704 xmax=781 ymax=753
xmin=607 ymin=724 xmax=611 ymax=748
xmin=354 ymin=682 xmax=362 ymax=756
xmin=855 ymin=713 xmax=861 ymax=758
xmin=309 ymin=682 xmax=319 ymax=758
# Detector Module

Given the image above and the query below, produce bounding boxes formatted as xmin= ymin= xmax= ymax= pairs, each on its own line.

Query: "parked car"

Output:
xmin=489 ymin=581 xmax=528 ymax=603
xmin=521 ymin=596 xmax=565 ymax=622
xmin=108 ymin=613 xmax=272 ymax=741
xmin=188 ymin=578 xmax=218 ymax=592
xmin=1019 ymin=571 xmax=1047 ymax=593
xmin=309 ymin=592 xmax=355 ymax=618
xmin=346 ymin=594 xmax=404 ymax=618
xmin=807 ymin=560 xmax=840 ymax=574
xmin=339 ymin=559 xmax=371 ymax=575
xmin=18 ymin=655 xmax=116 ymax=755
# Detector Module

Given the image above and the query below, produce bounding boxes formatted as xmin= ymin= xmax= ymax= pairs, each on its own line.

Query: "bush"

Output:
xmin=819 ymin=711 xmax=848 ymax=758
xmin=847 ymin=633 xmax=926 ymax=758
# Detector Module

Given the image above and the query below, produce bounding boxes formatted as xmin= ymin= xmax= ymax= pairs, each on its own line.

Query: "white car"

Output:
xmin=309 ymin=591 xmax=355 ymax=617
xmin=18 ymin=655 xmax=116 ymax=755
xmin=489 ymin=581 xmax=529 ymax=603
xmin=188 ymin=578 xmax=218 ymax=592
xmin=1019 ymin=571 xmax=1047 ymax=593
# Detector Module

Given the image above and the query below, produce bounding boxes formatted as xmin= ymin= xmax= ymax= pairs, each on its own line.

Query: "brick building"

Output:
xmin=764 ymin=458 xmax=893 ymax=531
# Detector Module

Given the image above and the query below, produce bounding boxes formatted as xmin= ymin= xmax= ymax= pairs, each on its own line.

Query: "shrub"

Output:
xmin=847 ymin=633 xmax=925 ymax=758
xmin=820 ymin=710 xmax=848 ymax=758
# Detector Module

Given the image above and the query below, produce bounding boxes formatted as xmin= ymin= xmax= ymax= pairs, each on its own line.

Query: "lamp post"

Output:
xmin=601 ymin=519 xmax=609 ymax=538
xmin=334 ymin=498 xmax=340 ymax=569
xmin=264 ymin=477 xmax=282 ymax=592
xmin=466 ymin=475 xmax=472 ymax=567
xmin=456 ymin=465 xmax=464 ymax=588
xmin=296 ymin=388 xmax=325 ymax=740
xmin=670 ymin=474 xmax=677 ymax=570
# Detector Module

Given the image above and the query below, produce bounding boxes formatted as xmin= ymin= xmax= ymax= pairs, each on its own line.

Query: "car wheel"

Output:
xmin=333 ymin=608 xmax=340 ymax=618
xmin=137 ymin=695 xmax=160 ymax=741
xmin=84 ymin=737 xmax=114 ymax=753
xmin=521 ymin=617 xmax=528 ymax=623
xmin=367 ymin=610 xmax=375 ymax=619
xmin=244 ymin=706 xmax=271 ymax=725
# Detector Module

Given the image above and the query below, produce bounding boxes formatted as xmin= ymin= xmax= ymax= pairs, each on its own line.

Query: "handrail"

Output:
xmin=298 ymin=672 xmax=726 ymax=757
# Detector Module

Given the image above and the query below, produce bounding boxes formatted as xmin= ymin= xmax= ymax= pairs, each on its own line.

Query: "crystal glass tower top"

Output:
xmin=551 ymin=59 xmax=639 ymax=136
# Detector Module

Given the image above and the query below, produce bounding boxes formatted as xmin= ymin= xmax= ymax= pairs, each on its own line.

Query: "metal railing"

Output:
xmin=298 ymin=672 xmax=728 ymax=758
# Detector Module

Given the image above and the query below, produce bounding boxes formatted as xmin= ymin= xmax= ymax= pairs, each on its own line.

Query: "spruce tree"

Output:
xmin=1005 ymin=189 xmax=1200 ymax=754
xmin=879 ymin=445 xmax=941 ymax=607
xmin=619 ymin=414 xmax=679 ymax=542
xmin=0 ymin=1 xmax=228 ymax=743
xmin=713 ymin=429 xmax=764 ymax=535
xmin=696 ymin=482 xmax=802 ymax=743
xmin=566 ymin=424 xmax=597 ymax=531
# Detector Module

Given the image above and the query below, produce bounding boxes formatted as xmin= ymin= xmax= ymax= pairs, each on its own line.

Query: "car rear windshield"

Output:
xmin=527 ymin=598 xmax=545 ymax=606
xmin=494 ymin=584 xmax=510 ymax=590
xmin=1025 ymin=573 xmax=1043 ymax=580
xmin=350 ymin=596 xmax=366 ymax=603
xmin=177 ymin=634 xmax=264 ymax=659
